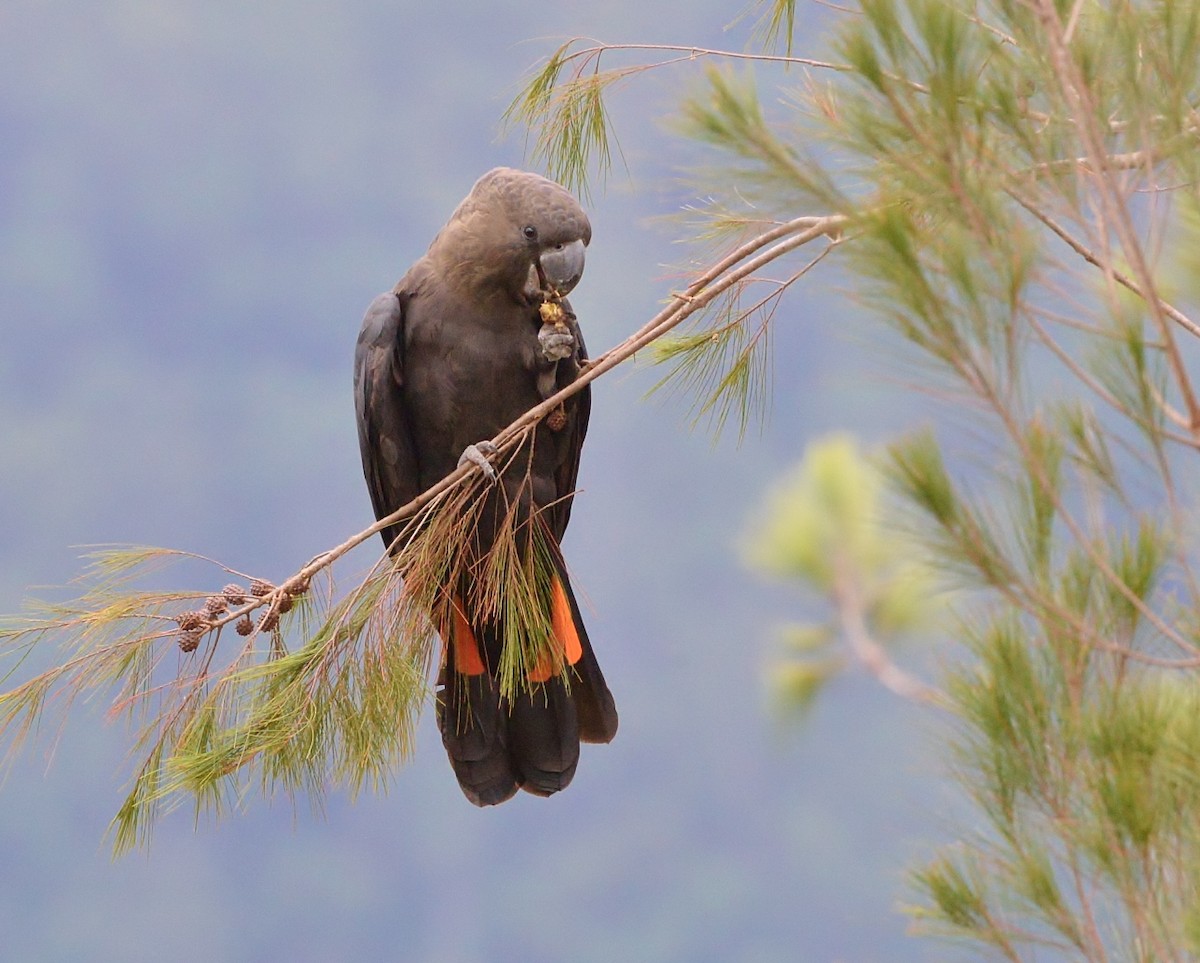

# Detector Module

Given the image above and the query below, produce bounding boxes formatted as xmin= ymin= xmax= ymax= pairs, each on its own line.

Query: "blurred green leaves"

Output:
xmin=744 ymin=434 xmax=883 ymax=589
xmin=744 ymin=435 xmax=941 ymax=711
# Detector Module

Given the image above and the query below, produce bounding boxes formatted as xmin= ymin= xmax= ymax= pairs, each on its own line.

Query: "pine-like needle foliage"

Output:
xmin=510 ymin=0 xmax=1200 ymax=956
xmin=0 ymin=441 xmax=577 ymax=852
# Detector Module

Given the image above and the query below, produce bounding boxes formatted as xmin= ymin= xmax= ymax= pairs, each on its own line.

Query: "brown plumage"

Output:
xmin=353 ymin=168 xmax=618 ymax=805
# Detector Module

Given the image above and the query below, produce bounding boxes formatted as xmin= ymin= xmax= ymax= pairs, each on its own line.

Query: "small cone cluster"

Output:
xmin=175 ymin=577 xmax=309 ymax=652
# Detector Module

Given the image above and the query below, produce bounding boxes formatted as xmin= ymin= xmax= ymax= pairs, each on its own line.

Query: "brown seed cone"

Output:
xmin=177 ymin=610 xmax=207 ymax=632
xmin=178 ymin=629 xmax=202 ymax=653
xmin=259 ymin=610 xmax=279 ymax=632
xmin=223 ymin=583 xmax=249 ymax=605
xmin=249 ymin=578 xmax=273 ymax=598
xmin=546 ymin=404 xmax=567 ymax=432
xmin=204 ymin=595 xmax=229 ymax=617
xmin=278 ymin=595 xmax=294 ymax=614
xmin=235 ymin=614 xmax=254 ymax=636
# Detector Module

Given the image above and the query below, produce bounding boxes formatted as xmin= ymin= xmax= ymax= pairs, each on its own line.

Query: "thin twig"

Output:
xmin=542 ymin=39 xmax=850 ymax=76
xmin=1025 ymin=311 xmax=1199 ymax=449
xmin=1008 ymin=188 xmax=1200 ymax=340
xmin=829 ymin=550 xmax=945 ymax=706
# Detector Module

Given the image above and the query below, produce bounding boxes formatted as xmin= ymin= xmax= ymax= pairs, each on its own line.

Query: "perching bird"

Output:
xmin=354 ymin=168 xmax=618 ymax=805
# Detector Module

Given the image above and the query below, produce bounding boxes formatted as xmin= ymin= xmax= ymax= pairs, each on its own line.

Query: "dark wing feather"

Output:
xmin=354 ymin=291 xmax=420 ymax=553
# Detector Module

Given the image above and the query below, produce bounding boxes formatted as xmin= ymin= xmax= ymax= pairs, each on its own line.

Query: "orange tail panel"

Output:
xmin=528 ymin=575 xmax=584 ymax=683
xmin=439 ymin=596 xmax=485 ymax=676
xmin=551 ymin=575 xmax=583 ymax=665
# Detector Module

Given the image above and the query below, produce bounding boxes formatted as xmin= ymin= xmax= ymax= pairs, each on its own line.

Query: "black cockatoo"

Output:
xmin=354 ymin=168 xmax=617 ymax=805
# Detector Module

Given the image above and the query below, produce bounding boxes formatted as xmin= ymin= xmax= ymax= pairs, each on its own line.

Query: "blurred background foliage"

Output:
xmin=743 ymin=435 xmax=942 ymax=715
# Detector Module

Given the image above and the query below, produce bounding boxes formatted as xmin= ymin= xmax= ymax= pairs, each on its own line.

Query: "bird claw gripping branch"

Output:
xmin=456 ymin=440 xmax=500 ymax=481
xmin=536 ymin=321 xmax=576 ymax=364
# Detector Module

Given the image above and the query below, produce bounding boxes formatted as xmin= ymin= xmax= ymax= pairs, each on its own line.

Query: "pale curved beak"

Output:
xmin=537 ymin=238 xmax=586 ymax=297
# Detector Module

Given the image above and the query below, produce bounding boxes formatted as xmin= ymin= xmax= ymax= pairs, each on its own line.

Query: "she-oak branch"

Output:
xmin=201 ymin=214 xmax=848 ymax=637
